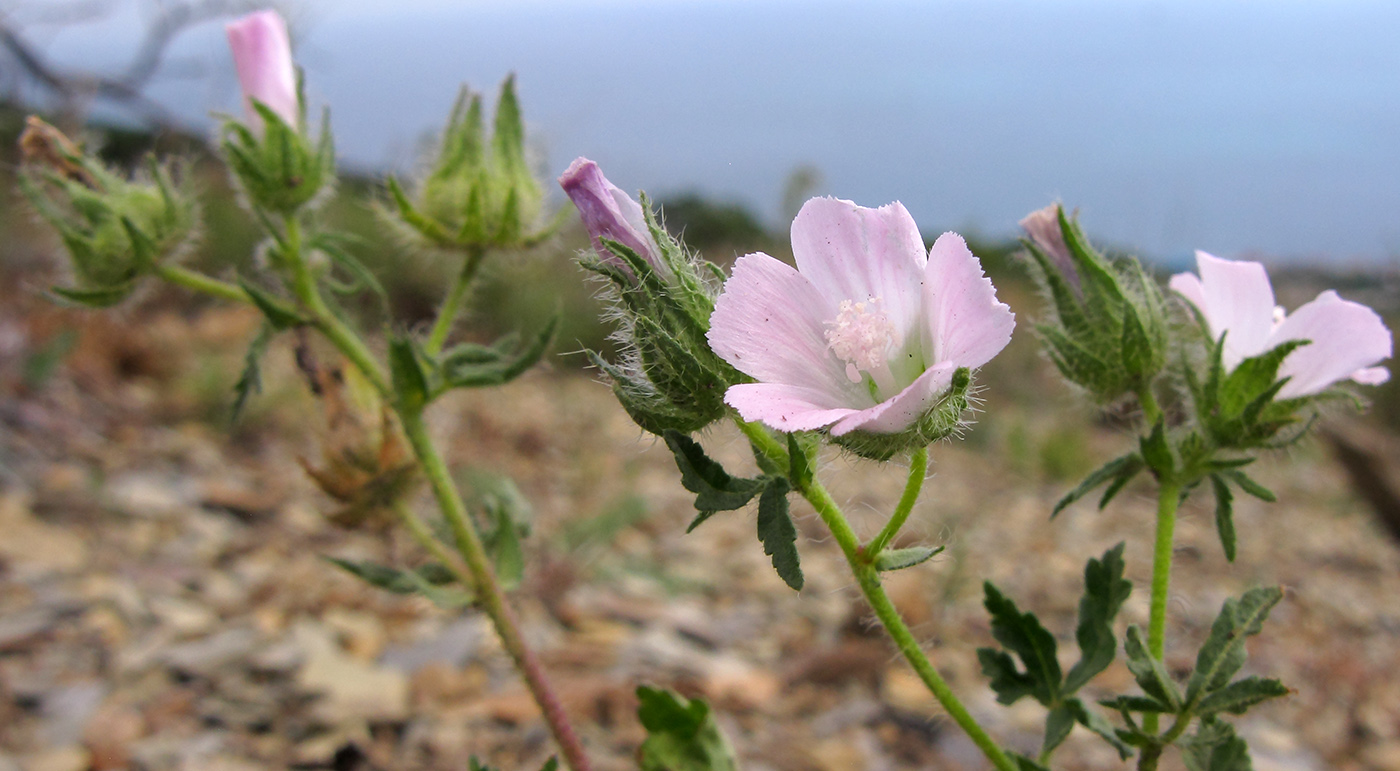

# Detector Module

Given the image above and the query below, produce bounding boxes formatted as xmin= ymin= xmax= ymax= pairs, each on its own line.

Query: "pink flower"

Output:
xmin=707 ymin=197 xmax=1015 ymax=436
xmin=225 ymin=10 xmax=298 ymax=131
xmin=558 ymin=157 xmax=663 ymax=274
xmin=1169 ymin=251 xmax=1392 ymax=398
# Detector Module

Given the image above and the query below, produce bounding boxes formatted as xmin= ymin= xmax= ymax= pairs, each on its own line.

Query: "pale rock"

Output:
xmin=104 ymin=473 xmax=192 ymax=519
xmin=0 ymin=493 xmax=88 ymax=576
xmin=1362 ymin=741 xmax=1400 ymax=771
xmin=702 ymin=655 xmax=780 ymax=710
xmin=83 ymin=704 xmax=147 ymax=770
xmin=38 ymin=682 xmax=106 ymax=746
xmin=19 ymin=747 xmax=89 ymax=771
xmin=293 ymin=621 xmax=410 ymax=723
xmin=160 ymin=627 xmax=259 ymax=678
xmin=149 ymin=596 xmax=218 ymax=637
xmin=324 ymin=609 xmax=387 ymax=661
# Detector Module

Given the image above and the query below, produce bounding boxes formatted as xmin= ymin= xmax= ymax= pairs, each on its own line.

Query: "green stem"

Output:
xmin=400 ymin=409 xmax=593 ymax=771
xmin=281 ymin=216 xmax=391 ymax=399
xmin=425 ymin=247 xmax=486 ymax=356
xmin=1137 ymin=385 xmax=1163 ymax=426
xmin=155 ymin=264 xmax=252 ymax=304
xmin=866 ymin=446 xmax=928 ymax=558
xmin=749 ymin=429 xmax=1015 ymax=771
xmin=1142 ymin=480 xmax=1182 ymax=735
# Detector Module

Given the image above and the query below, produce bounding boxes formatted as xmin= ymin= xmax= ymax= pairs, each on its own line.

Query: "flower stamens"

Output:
xmin=826 ymin=297 xmax=898 ymax=395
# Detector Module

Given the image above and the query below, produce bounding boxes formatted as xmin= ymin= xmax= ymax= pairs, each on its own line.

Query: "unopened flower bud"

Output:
xmin=559 ymin=157 xmax=664 ymax=275
xmin=225 ymin=10 xmax=299 ymax=133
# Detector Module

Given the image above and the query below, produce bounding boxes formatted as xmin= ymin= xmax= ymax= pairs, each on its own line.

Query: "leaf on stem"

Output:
xmin=232 ymin=323 xmax=274 ymax=422
xmin=1064 ymin=543 xmax=1132 ymax=693
xmin=873 ymin=545 xmax=944 ymax=572
xmin=636 ymin=686 xmax=739 ymax=771
xmin=663 ymin=431 xmax=765 ymax=515
xmin=1181 ymin=718 xmax=1254 ymax=771
xmin=1209 ymin=474 xmax=1238 ymax=562
xmin=1052 ymin=452 xmax=1143 ymax=517
xmin=979 ymin=582 xmax=1061 ymax=706
xmin=1065 ymin=697 xmax=1133 ymax=760
xmin=1186 ymin=586 xmax=1284 ymax=704
xmin=389 ymin=336 xmax=432 ymax=412
xmin=322 ymin=556 xmax=470 ymax=607
xmin=757 ymin=477 xmax=803 ymax=591
xmin=1123 ymin=625 xmax=1182 ymax=712
xmin=1195 ymin=676 xmax=1290 ymax=717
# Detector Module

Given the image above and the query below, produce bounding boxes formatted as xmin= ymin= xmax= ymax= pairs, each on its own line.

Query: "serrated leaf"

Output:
xmin=323 ymin=557 xmax=469 ymax=606
xmin=1052 ymin=452 xmax=1143 ymax=517
xmin=440 ymin=315 xmax=558 ymax=391
xmin=978 ymin=648 xmax=1039 ymax=705
xmin=1181 ymin=719 xmax=1253 ymax=771
xmin=1187 ymin=587 xmax=1284 ymax=704
xmin=1124 ymin=625 xmax=1182 ymax=710
xmin=1098 ymin=695 xmax=1172 ymax=714
xmin=1064 ymin=543 xmax=1132 ymax=693
xmin=1010 ymin=752 xmax=1051 ymax=771
xmin=663 ymin=431 xmax=765 ymax=512
xmin=757 ymin=477 xmax=802 ymax=591
xmin=1210 ymin=475 xmax=1238 ymax=562
xmin=874 ymin=545 xmax=944 ymax=572
xmin=1066 ymin=697 xmax=1133 ymax=760
xmin=636 ymin=686 xmax=738 ymax=771
xmin=389 ymin=336 xmax=431 ymax=412
xmin=1195 ymin=676 xmax=1290 ymax=716
xmin=231 ymin=324 xmax=273 ymax=422
xmin=982 ymin=582 xmax=1061 ymax=706
xmin=1043 ymin=703 xmax=1076 ymax=756
xmin=239 ymin=279 xmax=306 ymax=330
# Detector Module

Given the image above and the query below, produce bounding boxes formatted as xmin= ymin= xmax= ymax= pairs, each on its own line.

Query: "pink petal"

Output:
xmin=724 ymin=383 xmax=862 ymax=433
xmin=789 ymin=197 xmax=927 ymax=342
xmin=830 ymin=362 xmax=957 ymax=436
xmin=922 ymin=232 xmax=1015 ymax=369
xmin=558 ymin=157 xmax=663 ymax=273
xmin=1194 ymin=251 xmax=1276 ymax=369
xmin=707 ymin=253 xmax=861 ymax=401
xmin=1019 ymin=204 xmax=1079 ymax=291
xmin=1269 ymin=290 xmax=1393 ymax=398
xmin=1168 ymin=271 xmax=1208 ymax=316
xmin=226 ymin=10 xmax=299 ymax=131
xmin=1352 ymin=366 xmax=1390 ymax=386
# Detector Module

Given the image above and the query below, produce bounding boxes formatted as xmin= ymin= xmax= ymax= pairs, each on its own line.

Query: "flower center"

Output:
xmin=826 ymin=297 xmax=898 ymax=394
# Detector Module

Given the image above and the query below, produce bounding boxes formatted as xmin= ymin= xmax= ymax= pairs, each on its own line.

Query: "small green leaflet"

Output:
xmin=636 ymin=686 xmax=738 ymax=771
xmin=756 ymin=477 xmax=802 ymax=590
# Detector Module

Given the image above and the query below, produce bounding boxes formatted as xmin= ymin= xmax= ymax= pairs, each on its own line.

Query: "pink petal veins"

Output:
xmin=790 ymin=197 xmax=926 ymax=341
xmin=558 ymin=157 xmax=663 ymax=272
xmin=707 ymin=253 xmax=860 ymax=401
xmin=830 ymin=362 xmax=957 ymax=436
xmin=724 ymin=382 xmax=861 ymax=433
xmin=226 ymin=10 xmax=298 ymax=131
xmin=1269 ymin=290 xmax=1394 ymax=398
xmin=923 ymin=232 xmax=1015 ymax=370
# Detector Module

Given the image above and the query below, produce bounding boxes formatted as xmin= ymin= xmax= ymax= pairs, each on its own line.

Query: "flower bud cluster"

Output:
xmin=18 ymin=117 xmax=197 ymax=306
xmin=560 ymin=158 xmax=740 ymax=435
xmin=388 ymin=78 xmax=547 ymax=252
xmin=1020 ymin=204 xmax=1168 ymax=404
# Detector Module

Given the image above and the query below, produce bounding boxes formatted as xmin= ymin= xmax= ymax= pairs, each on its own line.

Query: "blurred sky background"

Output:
xmin=7 ymin=0 xmax=1400 ymax=266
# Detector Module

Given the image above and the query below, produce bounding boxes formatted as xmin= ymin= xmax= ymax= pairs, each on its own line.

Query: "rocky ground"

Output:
xmin=2 ymin=293 xmax=1399 ymax=771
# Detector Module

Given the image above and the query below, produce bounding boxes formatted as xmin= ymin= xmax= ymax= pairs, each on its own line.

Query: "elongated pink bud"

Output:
xmin=226 ymin=10 xmax=298 ymax=132
xmin=559 ymin=157 xmax=663 ymax=272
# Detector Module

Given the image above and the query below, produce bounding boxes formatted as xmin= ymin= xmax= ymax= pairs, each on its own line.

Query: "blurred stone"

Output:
xmin=18 ymin=747 xmax=89 ymax=771
xmin=293 ymin=622 xmax=409 ymax=724
xmin=149 ymin=596 xmax=218 ymax=637
xmin=324 ymin=609 xmax=387 ymax=661
xmin=83 ymin=704 xmax=147 ymax=770
xmin=0 ymin=492 xmax=88 ymax=576
xmin=380 ymin=618 xmax=484 ymax=673
xmin=160 ymin=628 xmax=259 ymax=678
xmin=0 ymin=607 xmax=58 ymax=651
xmin=104 ymin=473 xmax=191 ymax=519
xmin=701 ymin=655 xmax=780 ymax=711
xmin=38 ymin=682 xmax=106 ymax=746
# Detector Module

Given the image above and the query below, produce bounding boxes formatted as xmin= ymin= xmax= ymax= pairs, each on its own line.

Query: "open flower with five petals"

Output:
xmin=707 ymin=197 xmax=1015 ymax=458
xmin=1170 ymin=251 xmax=1391 ymax=399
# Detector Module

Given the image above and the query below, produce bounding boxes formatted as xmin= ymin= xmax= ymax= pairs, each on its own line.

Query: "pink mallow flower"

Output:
xmin=1169 ymin=251 xmax=1392 ymax=398
xmin=558 ymin=157 xmax=664 ymax=274
xmin=707 ymin=197 xmax=1016 ymax=435
xmin=226 ymin=10 xmax=299 ymax=131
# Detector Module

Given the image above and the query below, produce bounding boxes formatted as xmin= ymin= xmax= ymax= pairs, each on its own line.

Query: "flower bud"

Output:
xmin=386 ymin=77 xmax=549 ymax=251
xmin=220 ymin=10 xmax=331 ymax=216
xmin=225 ymin=10 xmax=299 ymax=133
xmin=18 ymin=117 xmax=197 ymax=306
xmin=1020 ymin=203 xmax=1167 ymax=404
xmin=562 ymin=161 xmax=740 ymax=435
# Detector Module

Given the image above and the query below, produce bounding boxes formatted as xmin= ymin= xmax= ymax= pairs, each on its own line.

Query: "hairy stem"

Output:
xmin=745 ymin=425 xmax=1015 ymax=771
xmin=1142 ymin=480 xmax=1182 ymax=736
xmin=155 ymin=264 xmax=252 ymax=304
xmin=866 ymin=446 xmax=928 ymax=558
xmin=425 ymin=247 xmax=486 ymax=356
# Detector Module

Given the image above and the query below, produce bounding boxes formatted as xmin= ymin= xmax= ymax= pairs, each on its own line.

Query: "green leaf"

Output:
xmin=440 ymin=315 xmax=559 ymax=391
xmin=1187 ymin=586 xmax=1284 ymax=704
xmin=787 ymin=432 xmax=813 ymax=489
xmin=1219 ymin=339 xmax=1309 ymax=416
xmin=1195 ymin=676 xmax=1290 ymax=716
xmin=1064 ymin=543 xmax=1132 ymax=693
xmin=1052 ymin=453 xmax=1143 ymax=517
xmin=757 ymin=477 xmax=802 ymax=590
xmin=485 ymin=500 xmax=525 ymax=589
xmin=1139 ymin=418 xmax=1174 ymax=478
xmin=1043 ymin=703 xmax=1076 ymax=756
xmin=1098 ymin=695 xmax=1173 ymax=714
xmin=981 ymin=582 xmax=1061 ymax=706
xmin=1217 ymin=469 xmax=1277 ymax=502
xmin=636 ymin=686 xmax=738 ymax=771
xmin=239 ymin=279 xmax=306 ymax=330
xmin=1065 ymin=697 xmax=1133 ymax=759
xmin=1120 ymin=302 xmax=1156 ymax=379
xmin=231 ymin=324 xmax=274 ymax=422
xmin=387 ymin=176 xmax=454 ymax=244
xmin=978 ymin=648 xmax=1039 ymax=705
xmin=663 ymin=431 xmax=765 ymax=512
xmin=1181 ymin=719 xmax=1253 ymax=771
xmin=389 ymin=336 xmax=431 ymax=412
xmin=49 ymin=283 xmax=135 ymax=308
xmin=1123 ymin=625 xmax=1182 ymax=711
xmin=1210 ymin=475 xmax=1238 ymax=562
xmin=874 ymin=545 xmax=944 ymax=572
xmin=322 ymin=557 xmax=468 ymax=606
xmin=1009 ymin=753 xmax=1051 ymax=771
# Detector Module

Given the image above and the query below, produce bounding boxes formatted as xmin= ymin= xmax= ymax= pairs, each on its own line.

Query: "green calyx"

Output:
xmin=388 ymin=76 xmax=552 ymax=252
xmin=832 ymin=366 xmax=973 ymax=461
xmin=21 ymin=149 xmax=197 ymax=306
xmin=221 ymin=99 xmax=334 ymax=216
xmin=1024 ymin=206 xmax=1168 ymax=404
